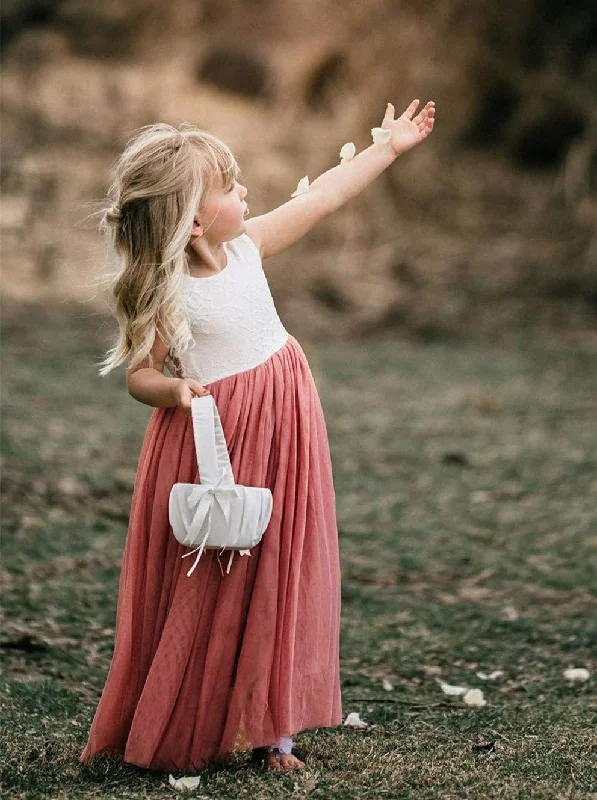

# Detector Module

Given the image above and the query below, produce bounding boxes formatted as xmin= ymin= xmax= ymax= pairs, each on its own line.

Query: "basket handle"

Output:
xmin=190 ymin=395 xmax=235 ymax=488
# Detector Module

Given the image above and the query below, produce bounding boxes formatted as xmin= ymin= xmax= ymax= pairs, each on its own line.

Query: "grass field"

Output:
xmin=1 ymin=300 xmax=596 ymax=799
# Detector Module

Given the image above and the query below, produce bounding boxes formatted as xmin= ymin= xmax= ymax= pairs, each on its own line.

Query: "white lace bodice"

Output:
xmin=164 ymin=232 xmax=290 ymax=385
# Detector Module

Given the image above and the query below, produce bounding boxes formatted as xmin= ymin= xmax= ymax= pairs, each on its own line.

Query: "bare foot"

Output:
xmin=251 ymin=746 xmax=306 ymax=771
xmin=279 ymin=753 xmax=305 ymax=770
xmin=264 ymin=750 xmax=283 ymax=771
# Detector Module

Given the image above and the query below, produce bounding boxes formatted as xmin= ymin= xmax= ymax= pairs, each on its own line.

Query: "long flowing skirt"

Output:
xmin=79 ymin=334 xmax=342 ymax=771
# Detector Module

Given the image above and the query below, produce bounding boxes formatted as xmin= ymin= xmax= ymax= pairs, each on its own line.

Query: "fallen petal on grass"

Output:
xmin=463 ymin=688 xmax=487 ymax=706
xmin=476 ymin=670 xmax=504 ymax=680
xmin=168 ymin=774 xmax=202 ymax=791
xmin=343 ymin=711 xmax=369 ymax=728
xmin=438 ymin=680 xmax=469 ymax=696
xmin=563 ymin=667 xmax=590 ymax=681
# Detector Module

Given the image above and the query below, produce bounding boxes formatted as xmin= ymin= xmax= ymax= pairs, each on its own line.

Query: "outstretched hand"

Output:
xmin=381 ymin=99 xmax=435 ymax=156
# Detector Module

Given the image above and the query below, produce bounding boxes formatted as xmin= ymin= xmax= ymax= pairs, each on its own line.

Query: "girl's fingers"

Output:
xmin=178 ymin=381 xmax=209 ymax=415
xmin=404 ymin=99 xmax=420 ymax=120
xmin=187 ymin=379 xmax=210 ymax=396
xmin=179 ymin=386 xmax=193 ymax=414
xmin=383 ymin=102 xmax=395 ymax=125
xmin=414 ymin=102 xmax=435 ymax=125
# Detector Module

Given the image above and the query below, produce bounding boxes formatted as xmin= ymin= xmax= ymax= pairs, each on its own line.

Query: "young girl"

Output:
xmin=79 ymin=98 xmax=435 ymax=775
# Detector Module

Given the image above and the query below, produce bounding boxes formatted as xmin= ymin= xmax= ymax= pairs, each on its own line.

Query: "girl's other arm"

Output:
xmin=246 ymin=98 xmax=435 ymax=261
xmin=127 ymin=328 xmax=210 ymax=413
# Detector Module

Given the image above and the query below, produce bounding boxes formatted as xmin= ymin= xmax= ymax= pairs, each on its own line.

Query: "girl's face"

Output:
xmin=191 ymin=175 xmax=249 ymax=243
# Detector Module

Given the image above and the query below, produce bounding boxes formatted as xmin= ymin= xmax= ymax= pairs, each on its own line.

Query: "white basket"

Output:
xmin=169 ymin=395 xmax=273 ymax=577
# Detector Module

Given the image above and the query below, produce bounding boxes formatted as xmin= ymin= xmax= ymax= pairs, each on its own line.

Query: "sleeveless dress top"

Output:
xmin=164 ymin=232 xmax=290 ymax=386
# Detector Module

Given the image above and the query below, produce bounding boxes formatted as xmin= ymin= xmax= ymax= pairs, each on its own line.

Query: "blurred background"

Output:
xmin=1 ymin=0 xmax=596 ymax=342
xmin=2 ymin=4 xmax=597 ymax=795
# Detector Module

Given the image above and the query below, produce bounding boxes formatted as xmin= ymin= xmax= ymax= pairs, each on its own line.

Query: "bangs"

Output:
xmin=181 ymin=126 xmax=242 ymax=195
xmin=203 ymin=141 xmax=241 ymax=190
xmin=219 ymin=160 xmax=242 ymax=189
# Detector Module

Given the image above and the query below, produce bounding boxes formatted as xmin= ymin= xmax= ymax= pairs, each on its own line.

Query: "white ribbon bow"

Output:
xmin=186 ymin=466 xmax=238 ymax=534
xmin=181 ymin=467 xmax=239 ymax=576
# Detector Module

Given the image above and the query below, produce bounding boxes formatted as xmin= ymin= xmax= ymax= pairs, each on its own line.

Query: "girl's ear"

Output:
xmin=190 ymin=216 xmax=204 ymax=238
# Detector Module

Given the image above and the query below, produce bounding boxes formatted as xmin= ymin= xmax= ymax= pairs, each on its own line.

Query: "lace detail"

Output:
xmin=167 ymin=233 xmax=289 ymax=385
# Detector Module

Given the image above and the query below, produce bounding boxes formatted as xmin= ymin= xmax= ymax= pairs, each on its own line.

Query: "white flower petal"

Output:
xmin=382 ymin=678 xmax=393 ymax=691
xmin=371 ymin=127 xmax=391 ymax=145
xmin=476 ymin=670 xmax=504 ymax=680
xmin=438 ymin=680 xmax=469 ymax=696
xmin=463 ymin=688 xmax=487 ymax=706
xmin=563 ymin=668 xmax=590 ymax=681
xmin=168 ymin=774 xmax=202 ymax=791
xmin=291 ymin=176 xmax=310 ymax=198
xmin=339 ymin=142 xmax=356 ymax=163
xmin=181 ymin=776 xmax=202 ymax=789
xmin=343 ymin=711 xmax=369 ymax=728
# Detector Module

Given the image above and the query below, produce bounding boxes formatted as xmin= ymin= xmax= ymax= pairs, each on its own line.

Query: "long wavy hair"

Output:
xmin=95 ymin=122 xmax=240 ymax=376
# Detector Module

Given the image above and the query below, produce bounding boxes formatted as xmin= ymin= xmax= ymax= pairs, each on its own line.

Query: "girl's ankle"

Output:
xmin=267 ymin=734 xmax=293 ymax=755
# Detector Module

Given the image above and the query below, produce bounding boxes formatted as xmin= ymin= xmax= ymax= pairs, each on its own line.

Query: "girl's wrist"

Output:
xmin=168 ymin=377 xmax=182 ymax=405
xmin=382 ymin=139 xmax=401 ymax=159
xmin=372 ymin=138 xmax=401 ymax=162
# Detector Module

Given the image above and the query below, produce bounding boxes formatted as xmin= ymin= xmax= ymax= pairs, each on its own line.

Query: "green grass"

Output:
xmin=1 ymin=299 xmax=596 ymax=799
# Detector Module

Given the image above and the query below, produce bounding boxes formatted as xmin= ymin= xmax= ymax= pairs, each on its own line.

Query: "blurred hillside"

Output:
xmin=1 ymin=0 xmax=596 ymax=344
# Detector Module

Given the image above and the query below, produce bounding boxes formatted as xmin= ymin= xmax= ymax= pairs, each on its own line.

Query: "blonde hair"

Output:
xmin=95 ymin=122 xmax=240 ymax=376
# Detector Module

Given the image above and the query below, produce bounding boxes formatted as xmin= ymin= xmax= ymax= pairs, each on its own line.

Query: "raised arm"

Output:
xmin=245 ymin=99 xmax=435 ymax=261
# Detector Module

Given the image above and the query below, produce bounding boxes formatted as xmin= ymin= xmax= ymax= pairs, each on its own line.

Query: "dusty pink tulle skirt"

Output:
xmin=79 ymin=334 xmax=342 ymax=772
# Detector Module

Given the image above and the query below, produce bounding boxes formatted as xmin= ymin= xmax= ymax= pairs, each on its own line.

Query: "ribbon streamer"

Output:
xmin=181 ymin=467 xmax=239 ymax=576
